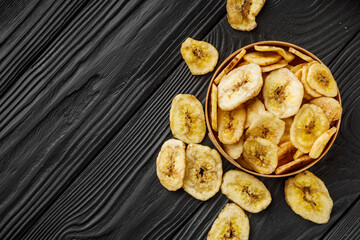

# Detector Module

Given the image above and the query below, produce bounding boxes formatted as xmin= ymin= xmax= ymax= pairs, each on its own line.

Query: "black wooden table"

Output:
xmin=0 ymin=0 xmax=360 ymax=239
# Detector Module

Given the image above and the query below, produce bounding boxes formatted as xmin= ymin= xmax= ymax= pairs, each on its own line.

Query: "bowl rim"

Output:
xmin=205 ymin=40 xmax=342 ymax=178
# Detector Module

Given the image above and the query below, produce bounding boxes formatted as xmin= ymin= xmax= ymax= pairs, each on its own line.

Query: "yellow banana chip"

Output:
xmin=255 ymin=45 xmax=295 ymax=61
xmin=214 ymin=49 xmax=246 ymax=85
xmin=289 ymin=47 xmax=314 ymax=62
xmin=243 ymin=52 xmax=282 ymax=66
xmin=210 ymin=84 xmax=218 ymax=131
xmin=309 ymin=127 xmax=337 ymax=159
xmin=218 ymin=105 xmax=246 ymax=144
xmin=310 ymin=97 xmax=342 ymax=123
xmin=261 ymin=60 xmax=289 ymax=72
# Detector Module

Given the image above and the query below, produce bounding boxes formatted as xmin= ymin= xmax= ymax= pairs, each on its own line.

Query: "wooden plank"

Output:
xmin=20 ymin=0 xmax=360 ymax=239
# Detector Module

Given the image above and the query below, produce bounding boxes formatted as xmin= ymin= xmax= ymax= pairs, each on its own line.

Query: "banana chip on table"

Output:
xmin=180 ymin=38 xmax=219 ymax=75
xmin=226 ymin=0 xmax=266 ymax=31
xmin=218 ymin=63 xmax=263 ymax=111
xmin=224 ymin=135 xmax=244 ymax=159
xmin=244 ymin=97 xmax=266 ymax=129
xmin=306 ymin=63 xmax=338 ymax=97
xmin=263 ymin=68 xmax=304 ymax=118
xmin=254 ymin=45 xmax=295 ymax=61
xmin=183 ymin=144 xmax=223 ymax=201
xmin=290 ymin=104 xmax=330 ymax=153
xmin=243 ymin=52 xmax=282 ymax=66
xmin=156 ymin=139 xmax=186 ymax=191
xmin=210 ymin=84 xmax=218 ymax=131
xmin=275 ymin=155 xmax=313 ymax=175
xmin=285 ymin=171 xmax=333 ymax=224
xmin=309 ymin=127 xmax=337 ymax=159
xmin=245 ymin=111 xmax=285 ymax=144
xmin=170 ymin=94 xmax=206 ymax=144
xmin=218 ymin=105 xmax=246 ymax=145
xmin=310 ymin=97 xmax=342 ymax=123
xmin=243 ymin=137 xmax=278 ymax=174
xmin=289 ymin=47 xmax=314 ymax=62
xmin=221 ymin=170 xmax=272 ymax=213
xmin=207 ymin=203 xmax=250 ymax=240
xmin=279 ymin=117 xmax=294 ymax=144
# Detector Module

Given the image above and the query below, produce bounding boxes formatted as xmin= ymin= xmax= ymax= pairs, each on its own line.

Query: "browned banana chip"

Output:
xmin=279 ymin=117 xmax=294 ymax=144
xmin=214 ymin=49 xmax=246 ymax=85
xmin=277 ymin=141 xmax=297 ymax=167
xmin=310 ymin=97 xmax=342 ymax=123
xmin=261 ymin=60 xmax=289 ymax=73
xmin=210 ymin=84 xmax=218 ymax=131
xmin=226 ymin=0 xmax=266 ymax=31
xmin=289 ymin=47 xmax=314 ymax=62
xmin=275 ymin=155 xmax=313 ymax=175
xmin=255 ymin=45 xmax=295 ymax=61
xmin=243 ymin=52 xmax=282 ymax=66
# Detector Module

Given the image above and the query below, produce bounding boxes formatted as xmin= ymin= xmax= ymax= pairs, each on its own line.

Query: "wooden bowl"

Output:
xmin=205 ymin=40 xmax=341 ymax=178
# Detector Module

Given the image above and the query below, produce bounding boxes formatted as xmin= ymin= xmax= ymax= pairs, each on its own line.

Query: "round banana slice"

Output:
xmin=243 ymin=52 xmax=282 ymax=66
xmin=180 ymin=37 xmax=219 ymax=75
xmin=170 ymin=94 xmax=206 ymax=144
xmin=210 ymin=84 xmax=218 ymax=131
xmin=254 ymin=45 xmax=295 ymax=61
xmin=279 ymin=117 xmax=294 ymax=144
xmin=290 ymin=104 xmax=330 ymax=153
xmin=207 ymin=203 xmax=250 ymax=240
xmin=245 ymin=111 xmax=285 ymax=144
xmin=263 ymin=68 xmax=304 ymax=118
xmin=309 ymin=127 xmax=337 ymax=159
xmin=244 ymin=97 xmax=266 ymax=129
xmin=226 ymin=0 xmax=266 ymax=31
xmin=285 ymin=171 xmax=333 ymax=224
xmin=224 ymin=135 xmax=244 ymax=159
xmin=243 ymin=137 xmax=278 ymax=174
xmin=306 ymin=63 xmax=338 ymax=97
xmin=218 ymin=105 xmax=246 ymax=144
xmin=310 ymin=97 xmax=342 ymax=123
xmin=156 ymin=139 xmax=186 ymax=191
xmin=183 ymin=144 xmax=223 ymax=201
xmin=221 ymin=170 xmax=272 ymax=213
xmin=218 ymin=63 xmax=263 ymax=111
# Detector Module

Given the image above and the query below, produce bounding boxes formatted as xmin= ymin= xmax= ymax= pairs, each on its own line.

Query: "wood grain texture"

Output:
xmin=0 ymin=0 xmax=360 ymax=239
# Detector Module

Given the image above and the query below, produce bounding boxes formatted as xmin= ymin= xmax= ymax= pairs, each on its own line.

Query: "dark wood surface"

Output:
xmin=0 ymin=0 xmax=359 ymax=239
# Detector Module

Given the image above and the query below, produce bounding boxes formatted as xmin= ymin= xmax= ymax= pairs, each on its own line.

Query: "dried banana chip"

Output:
xmin=310 ymin=97 xmax=342 ymax=123
xmin=207 ymin=203 xmax=250 ymax=240
xmin=244 ymin=97 xmax=266 ymax=129
xmin=293 ymin=149 xmax=305 ymax=159
xmin=243 ymin=137 xmax=278 ymax=174
xmin=306 ymin=63 xmax=338 ymax=97
xmin=290 ymin=104 xmax=330 ymax=153
xmin=285 ymin=171 xmax=333 ymax=224
xmin=181 ymin=38 xmax=219 ymax=75
xmin=183 ymin=144 xmax=223 ymax=201
xmin=289 ymin=47 xmax=314 ymax=62
xmin=218 ymin=105 xmax=246 ymax=144
xmin=277 ymin=141 xmax=297 ymax=167
xmin=275 ymin=155 xmax=313 ymax=175
xmin=291 ymin=63 xmax=307 ymax=75
xmin=261 ymin=59 xmax=289 ymax=73
xmin=254 ymin=45 xmax=295 ymax=61
xmin=237 ymin=156 xmax=255 ymax=171
xmin=156 ymin=139 xmax=186 ymax=191
xmin=170 ymin=94 xmax=206 ymax=144
xmin=263 ymin=68 xmax=304 ymax=118
xmin=300 ymin=63 xmax=323 ymax=98
xmin=218 ymin=63 xmax=263 ymax=111
xmin=226 ymin=0 xmax=266 ymax=31
xmin=245 ymin=111 xmax=285 ymax=144
xmin=221 ymin=170 xmax=272 ymax=213
xmin=224 ymin=135 xmax=244 ymax=159
xmin=210 ymin=84 xmax=218 ymax=131
xmin=243 ymin=52 xmax=282 ymax=66
xmin=279 ymin=117 xmax=294 ymax=144
xmin=309 ymin=127 xmax=337 ymax=159
xmin=214 ymin=49 xmax=246 ymax=85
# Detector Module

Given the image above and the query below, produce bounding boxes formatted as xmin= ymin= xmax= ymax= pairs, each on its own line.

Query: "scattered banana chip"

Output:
xmin=245 ymin=111 xmax=285 ymax=144
xmin=170 ymin=94 xmax=206 ymax=144
xmin=221 ymin=170 xmax=272 ymax=213
xmin=293 ymin=149 xmax=305 ymax=159
xmin=289 ymin=47 xmax=314 ymax=62
xmin=207 ymin=203 xmax=250 ymax=240
xmin=306 ymin=63 xmax=338 ymax=97
xmin=261 ymin=59 xmax=289 ymax=73
xmin=224 ymin=135 xmax=244 ymax=159
xmin=309 ymin=127 xmax=337 ymax=159
xmin=181 ymin=38 xmax=219 ymax=75
xmin=243 ymin=137 xmax=278 ymax=174
xmin=214 ymin=49 xmax=246 ymax=85
xmin=290 ymin=104 xmax=330 ymax=153
xmin=243 ymin=52 xmax=282 ymax=66
xmin=156 ymin=139 xmax=186 ymax=191
xmin=183 ymin=144 xmax=223 ymax=201
xmin=277 ymin=141 xmax=297 ymax=167
xmin=218 ymin=63 xmax=263 ymax=111
xmin=218 ymin=105 xmax=246 ymax=144
xmin=263 ymin=68 xmax=304 ymax=118
xmin=275 ymin=155 xmax=313 ymax=175
xmin=310 ymin=97 xmax=342 ymax=123
xmin=285 ymin=171 xmax=333 ymax=224
xmin=226 ymin=0 xmax=266 ymax=31
xmin=279 ymin=117 xmax=294 ymax=144
xmin=255 ymin=45 xmax=295 ymax=61
xmin=244 ymin=97 xmax=266 ymax=129
xmin=210 ymin=84 xmax=218 ymax=131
